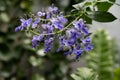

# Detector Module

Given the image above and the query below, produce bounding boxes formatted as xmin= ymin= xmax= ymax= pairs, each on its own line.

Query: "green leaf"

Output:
xmin=97 ymin=2 xmax=113 ymax=11
xmin=72 ymin=1 xmax=92 ymax=10
xmin=96 ymin=0 xmax=116 ymax=11
xmin=82 ymin=15 xmax=92 ymax=24
xmin=87 ymin=11 xmax=117 ymax=22
xmin=110 ymin=0 xmax=116 ymax=2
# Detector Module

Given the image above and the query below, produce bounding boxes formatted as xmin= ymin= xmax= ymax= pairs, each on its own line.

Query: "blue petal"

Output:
xmin=32 ymin=23 xmax=37 ymax=28
xmin=46 ymin=12 xmax=51 ymax=19
xmin=37 ymin=11 xmax=45 ymax=17
xmin=85 ymin=44 xmax=93 ymax=51
xmin=34 ymin=18 xmax=40 ymax=24
xmin=58 ymin=15 xmax=68 ymax=24
xmin=74 ymin=48 xmax=84 ymax=59
xmin=82 ymin=27 xmax=89 ymax=35
xmin=15 ymin=26 xmax=22 ymax=32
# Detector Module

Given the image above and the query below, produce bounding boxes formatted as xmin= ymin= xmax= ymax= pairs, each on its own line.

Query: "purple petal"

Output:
xmin=34 ymin=18 xmax=40 ymax=24
xmin=32 ymin=23 xmax=37 ymax=28
xmin=58 ymin=15 xmax=68 ymax=24
xmin=82 ymin=27 xmax=89 ymax=35
xmin=15 ymin=26 xmax=22 ymax=32
xmin=74 ymin=48 xmax=84 ymax=59
xmin=73 ymin=18 xmax=84 ymax=30
xmin=85 ymin=44 xmax=93 ymax=51
xmin=37 ymin=11 xmax=45 ymax=17
xmin=46 ymin=12 xmax=51 ymax=19
xmin=48 ymin=6 xmax=58 ymax=13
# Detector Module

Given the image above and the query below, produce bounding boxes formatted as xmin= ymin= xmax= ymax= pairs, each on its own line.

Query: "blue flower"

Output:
xmin=73 ymin=19 xmax=84 ymax=30
xmin=59 ymin=36 xmax=65 ymax=45
xmin=34 ymin=18 xmax=40 ymax=24
xmin=32 ymin=18 xmax=40 ymax=28
xmin=44 ymin=38 xmax=53 ymax=53
xmin=58 ymin=15 xmax=68 ymax=24
xmin=46 ymin=12 xmax=51 ymax=19
xmin=41 ymin=23 xmax=53 ymax=33
xmin=39 ymin=35 xmax=44 ymax=42
xmin=41 ymin=24 xmax=47 ymax=29
xmin=15 ymin=26 xmax=22 ymax=32
xmin=46 ymin=23 xmax=54 ymax=33
xmin=82 ymin=27 xmax=89 ymax=35
xmin=15 ymin=18 xmax=32 ymax=32
xmin=73 ymin=18 xmax=89 ymax=35
xmin=31 ymin=35 xmax=44 ymax=48
xmin=51 ymin=18 xmax=64 ymax=30
xmin=74 ymin=47 xmax=84 ymax=59
xmin=37 ymin=11 xmax=45 ymax=17
xmin=84 ymin=43 xmax=93 ymax=51
xmin=66 ymin=29 xmax=81 ymax=39
xmin=31 ymin=35 xmax=39 ymax=48
xmin=32 ymin=24 xmax=37 ymax=29
xmin=48 ymin=4 xmax=58 ymax=13
xmin=67 ymin=37 xmax=76 ymax=46
xmin=82 ymin=37 xmax=91 ymax=44
xmin=58 ymin=36 xmax=67 ymax=51
xmin=20 ymin=18 xmax=32 ymax=28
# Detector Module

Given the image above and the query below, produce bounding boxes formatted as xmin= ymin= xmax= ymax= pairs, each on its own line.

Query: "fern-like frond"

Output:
xmin=86 ymin=29 xmax=118 ymax=80
xmin=71 ymin=67 xmax=98 ymax=80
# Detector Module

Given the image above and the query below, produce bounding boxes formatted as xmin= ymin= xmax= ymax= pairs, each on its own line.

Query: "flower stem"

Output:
xmin=30 ymin=14 xmax=82 ymax=36
xmin=30 ymin=30 xmax=40 ymax=35
xmin=56 ymin=15 xmax=81 ymax=34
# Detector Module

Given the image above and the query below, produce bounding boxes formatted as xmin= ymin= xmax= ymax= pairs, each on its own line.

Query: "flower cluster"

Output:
xmin=15 ymin=4 xmax=93 ymax=59
xmin=57 ymin=19 xmax=93 ymax=59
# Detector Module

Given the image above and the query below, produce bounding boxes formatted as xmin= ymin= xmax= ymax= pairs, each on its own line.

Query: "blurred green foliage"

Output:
xmin=0 ymin=0 xmax=35 ymax=80
xmin=71 ymin=67 xmax=98 ymax=80
xmin=0 ymin=0 xmax=73 ymax=80
xmin=114 ymin=67 xmax=120 ymax=80
xmin=86 ymin=29 xmax=118 ymax=80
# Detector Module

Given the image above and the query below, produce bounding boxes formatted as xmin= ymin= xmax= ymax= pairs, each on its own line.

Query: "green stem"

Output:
xmin=39 ymin=12 xmax=80 ymax=21
xmin=30 ymin=30 xmax=40 ymax=35
xmin=30 ymin=14 xmax=81 ymax=36
xmin=64 ymin=12 xmax=81 ymax=18
xmin=56 ymin=15 xmax=81 ymax=34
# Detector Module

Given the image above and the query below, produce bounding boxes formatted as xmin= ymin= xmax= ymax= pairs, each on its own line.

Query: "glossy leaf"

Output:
xmin=96 ymin=0 xmax=116 ymax=11
xmin=97 ymin=2 xmax=113 ymax=11
xmin=87 ymin=11 xmax=117 ymax=22
xmin=82 ymin=15 xmax=92 ymax=24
